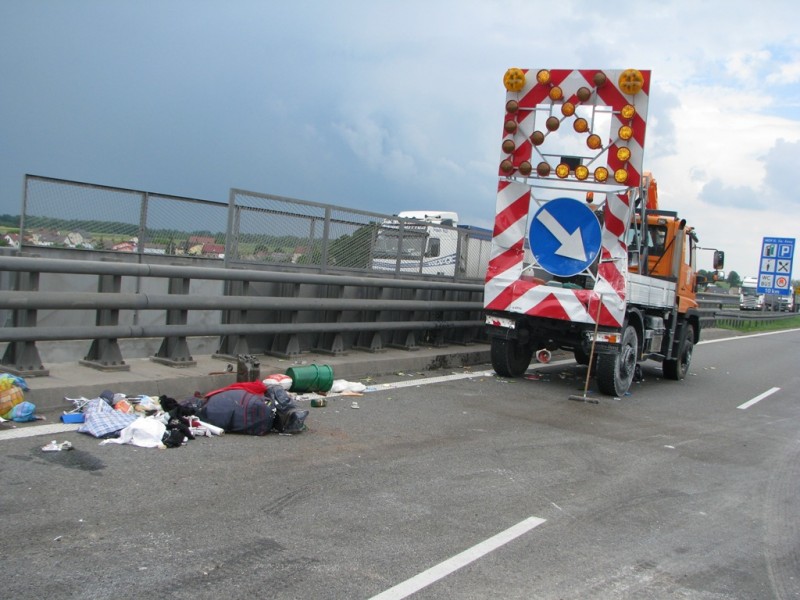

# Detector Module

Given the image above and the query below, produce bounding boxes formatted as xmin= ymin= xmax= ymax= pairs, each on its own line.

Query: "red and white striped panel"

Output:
xmin=485 ymin=69 xmax=650 ymax=328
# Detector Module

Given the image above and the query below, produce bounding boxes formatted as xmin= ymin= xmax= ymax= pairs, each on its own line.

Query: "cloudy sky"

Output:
xmin=2 ymin=0 xmax=800 ymax=277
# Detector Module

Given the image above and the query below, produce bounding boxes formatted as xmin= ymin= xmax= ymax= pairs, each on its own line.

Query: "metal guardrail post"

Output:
xmin=353 ymin=287 xmax=385 ymax=352
xmin=314 ymin=283 xmax=346 ymax=356
xmin=0 ymin=269 xmax=49 ymax=377
xmin=388 ymin=287 xmax=419 ymax=351
xmin=266 ymin=282 xmax=302 ymax=358
xmin=79 ymin=272 xmax=130 ymax=372
xmin=214 ymin=279 xmax=251 ymax=360
xmin=151 ymin=275 xmax=196 ymax=367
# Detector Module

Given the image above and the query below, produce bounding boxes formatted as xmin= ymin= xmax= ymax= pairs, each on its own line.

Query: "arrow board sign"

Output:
xmin=530 ymin=197 xmax=602 ymax=278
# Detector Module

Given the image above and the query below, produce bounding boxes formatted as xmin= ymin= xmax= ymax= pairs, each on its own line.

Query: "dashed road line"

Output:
xmin=368 ymin=516 xmax=546 ymax=600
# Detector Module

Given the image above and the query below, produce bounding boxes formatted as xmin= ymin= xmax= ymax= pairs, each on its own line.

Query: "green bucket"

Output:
xmin=286 ymin=364 xmax=334 ymax=393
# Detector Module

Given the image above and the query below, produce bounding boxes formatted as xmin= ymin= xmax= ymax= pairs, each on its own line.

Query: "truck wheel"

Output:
xmin=596 ymin=325 xmax=638 ymax=396
xmin=663 ymin=323 xmax=694 ymax=380
xmin=491 ymin=337 xmax=534 ymax=377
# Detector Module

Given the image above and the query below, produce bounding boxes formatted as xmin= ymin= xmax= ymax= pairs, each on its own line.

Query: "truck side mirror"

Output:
xmin=713 ymin=250 xmax=725 ymax=270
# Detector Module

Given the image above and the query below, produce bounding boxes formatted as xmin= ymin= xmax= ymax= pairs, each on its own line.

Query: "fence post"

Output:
xmin=0 ymin=269 xmax=49 ymax=377
xmin=151 ymin=275 xmax=197 ymax=367
xmin=214 ymin=279 xmax=251 ymax=360
xmin=314 ymin=283 xmax=346 ymax=355
xmin=79 ymin=272 xmax=130 ymax=371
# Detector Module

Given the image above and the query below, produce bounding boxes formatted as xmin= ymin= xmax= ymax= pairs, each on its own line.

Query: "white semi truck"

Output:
xmin=371 ymin=211 xmax=492 ymax=278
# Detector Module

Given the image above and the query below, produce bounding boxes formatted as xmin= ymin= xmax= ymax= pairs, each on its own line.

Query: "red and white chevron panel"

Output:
xmin=485 ymin=68 xmax=651 ymax=328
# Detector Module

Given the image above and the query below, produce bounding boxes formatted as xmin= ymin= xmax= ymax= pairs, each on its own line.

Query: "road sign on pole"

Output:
xmin=757 ymin=237 xmax=795 ymax=295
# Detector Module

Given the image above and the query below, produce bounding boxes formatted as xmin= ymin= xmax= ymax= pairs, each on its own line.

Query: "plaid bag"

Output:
xmin=78 ymin=398 xmax=138 ymax=438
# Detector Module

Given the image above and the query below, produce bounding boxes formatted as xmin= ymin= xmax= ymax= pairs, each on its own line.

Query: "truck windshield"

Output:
xmin=742 ymin=287 xmax=759 ymax=297
xmin=373 ymin=230 xmax=427 ymax=259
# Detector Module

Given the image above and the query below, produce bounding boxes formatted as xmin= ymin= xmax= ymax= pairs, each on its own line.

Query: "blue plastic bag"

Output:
xmin=10 ymin=401 xmax=37 ymax=422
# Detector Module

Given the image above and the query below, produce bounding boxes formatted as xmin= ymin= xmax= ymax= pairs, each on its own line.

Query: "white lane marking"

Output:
xmin=0 ymin=422 xmax=80 ymax=441
xmin=364 ymin=358 xmax=574 ymax=393
xmin=368 ymin=516 xmax=546 ymax=600
xmin=698 ymin=328 xmax=800 ymax=345
xmin=738 ymin=387 xmax=781 ymax=410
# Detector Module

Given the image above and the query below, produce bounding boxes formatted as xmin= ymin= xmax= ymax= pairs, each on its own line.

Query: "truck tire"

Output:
xmin=663 ymin=323 xmax=694 ymax=380
xmin=596 ymin=325 xmax=638 ymax=396
xmin=491 ymin=337 xmax=534 ymax=377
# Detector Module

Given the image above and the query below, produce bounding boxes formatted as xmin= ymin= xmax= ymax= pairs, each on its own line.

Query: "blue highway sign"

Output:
xmin=757 ymin=236 xmax=795 ymax=295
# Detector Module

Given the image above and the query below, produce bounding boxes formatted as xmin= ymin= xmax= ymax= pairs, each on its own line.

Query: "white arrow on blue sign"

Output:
xmin=530 ymin=197 xmax=602 ymax=277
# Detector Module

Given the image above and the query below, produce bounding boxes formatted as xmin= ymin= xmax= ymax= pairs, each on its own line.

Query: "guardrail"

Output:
xmin=2 ymin=254 xmax=789 ymax=380
xmin=0 ymin=254 xmax=486 ymax=378
xmin=714 ymin=310 xmax=799 ymax=329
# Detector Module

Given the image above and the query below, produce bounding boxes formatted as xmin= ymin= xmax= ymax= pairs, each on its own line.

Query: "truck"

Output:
xmin=483 ymin=67 xmax=723 ymax=396
xmin=739 ymin=277 xmax=764 ymax=310
xmin=741 ymin=276 xmax=794 ymax=311
xmin=371 ymin=211 xmax=493 ymax=278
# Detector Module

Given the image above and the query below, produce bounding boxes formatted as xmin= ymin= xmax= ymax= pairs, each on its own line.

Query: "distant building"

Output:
xmin=202 ymin=243 xmax=225 ymax=257
xmin=112 ymin=241 xmax=137 ymax=252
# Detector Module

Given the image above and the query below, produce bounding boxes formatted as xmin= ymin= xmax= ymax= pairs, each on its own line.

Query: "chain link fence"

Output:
xmin=18 ymin=175 xmax=491 ymax=281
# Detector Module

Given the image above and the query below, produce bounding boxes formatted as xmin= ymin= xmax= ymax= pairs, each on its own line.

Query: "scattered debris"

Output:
xmin=42 ymin=440 xmax=73 ymax=452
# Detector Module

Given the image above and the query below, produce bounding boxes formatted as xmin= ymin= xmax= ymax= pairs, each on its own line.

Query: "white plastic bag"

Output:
xmin=330 ymin=379 xmax=367 ymax=394
xmin=99 ymin=417 xmax=167 ymax=448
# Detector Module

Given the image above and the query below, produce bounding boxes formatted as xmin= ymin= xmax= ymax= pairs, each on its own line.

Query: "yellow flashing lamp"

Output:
xmin=574 ymin=118 xmax=589 ymax=133
xmin=575 ymin=165 xmax=589 ymax=180
xmin=536 ymin=69 xmax=551 ymax=85
xmin=594 ymin=167 xmax=609 ymax=182
xmin=618 ymin=125 xmax=633 ymax=140
xmin=587 ymin=134 xmax=602 ymax=150
xmin=549 ymin=86 xmax=563 ymax=101
xmin=614 ymin=168 xmax=628 ymax=184
xmin=616 ymin=147 xmax=631 ymax=162
xmin=586 ymin=191 xmax=594 ymax=203
xmin=561 ymin=102 xmax=576 ymax=117
xmin=618 ymin=69 xmax=644 ymax=95
xmin=556 ymin=163 xmax=571 ymax=178
xmin=620 ymin=104 xmax=636 ymax=120
xmin=504 ymin=68 xmax=526 ymax=92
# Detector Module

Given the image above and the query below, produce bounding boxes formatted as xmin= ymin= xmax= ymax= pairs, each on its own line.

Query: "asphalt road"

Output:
xmin=2 ymin=328 xmax=799 ymax=599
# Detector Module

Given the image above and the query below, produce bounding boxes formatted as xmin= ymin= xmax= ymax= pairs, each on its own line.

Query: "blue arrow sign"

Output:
xmin=530 ymin=197 xmax=602 ymax=277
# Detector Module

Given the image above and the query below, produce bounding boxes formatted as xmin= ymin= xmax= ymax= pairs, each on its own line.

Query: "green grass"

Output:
xmin=717 ymin=314 xmax=800 ymax=332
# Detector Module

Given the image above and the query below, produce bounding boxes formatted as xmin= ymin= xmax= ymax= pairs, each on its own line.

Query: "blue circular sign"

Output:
xmin=529 ymin=197 xmax=602 ymax=277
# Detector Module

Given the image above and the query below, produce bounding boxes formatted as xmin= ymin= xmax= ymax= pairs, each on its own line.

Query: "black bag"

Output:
xmin=266 ymin=385 xmax=308 ymax=433
xmin=162 ymin=428 xmax=186 ymax=448
xmin=272 ymin=407 xmax=309 ymax=433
